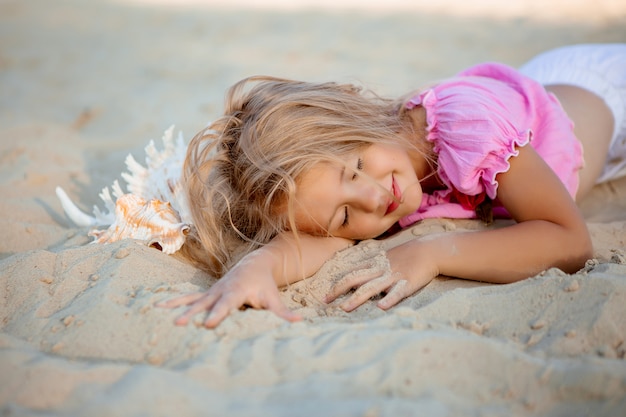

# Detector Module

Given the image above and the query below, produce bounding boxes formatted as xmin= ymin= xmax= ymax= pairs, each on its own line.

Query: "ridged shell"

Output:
xmin=121 ymin=125 xmax=191 ymax=224
xmin=56 ymin=125 xmax=194 ymax=254
xmin=89 ymin=194 xmax=190 ymax=254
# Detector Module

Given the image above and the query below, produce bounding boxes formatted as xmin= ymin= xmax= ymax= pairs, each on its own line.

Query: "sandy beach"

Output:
xmin=1 ymin=0 xmax=626 ymax=415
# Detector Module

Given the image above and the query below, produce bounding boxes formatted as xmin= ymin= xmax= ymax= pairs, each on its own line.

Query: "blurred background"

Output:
xmin=1 ymin=0 xmax=624 ymax=192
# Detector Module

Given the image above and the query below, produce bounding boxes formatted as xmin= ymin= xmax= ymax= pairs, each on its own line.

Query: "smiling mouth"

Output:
xmin=385 ymin=176 xmax=401 ymax=215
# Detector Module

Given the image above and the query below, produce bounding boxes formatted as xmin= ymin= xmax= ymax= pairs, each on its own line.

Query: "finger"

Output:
xmin=202 ymin=292 xmax=243 ymax=328
xmin=340 ymin=272 xmax=393 ymax=312
xmin=264 ymin=292 xmax=302 ymax=323
xmin=377 ymin=279 xmax=411 ymax=310
xmin=325 ymin=263 xmax=380 ymax=302
xmin=155 ymin=292 xmax=206 ymax=308
xmin=174 ymin=293 xmax=219 ymax=326
xmin=325 ymin=266 xmax=387 ymax=303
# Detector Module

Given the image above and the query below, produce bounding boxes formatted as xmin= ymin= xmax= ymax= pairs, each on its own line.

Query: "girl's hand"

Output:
xmin=325 ymin=239 xmax=439 ymax=312
xmin=156 ymin=258 xmax=301 ymax=328
xmin=157 ymin=233 xmax=351 ymax=328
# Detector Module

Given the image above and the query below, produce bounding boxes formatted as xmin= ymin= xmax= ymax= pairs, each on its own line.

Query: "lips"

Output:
xmin=385 ymin=176 xmax=401 ymax=215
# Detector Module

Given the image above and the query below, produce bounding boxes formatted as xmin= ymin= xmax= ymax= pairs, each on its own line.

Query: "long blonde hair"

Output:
xmin=179 ymin=76 xmax=415 ymax=277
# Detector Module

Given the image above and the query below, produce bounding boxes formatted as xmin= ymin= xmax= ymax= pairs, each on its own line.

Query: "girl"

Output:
xmin=158 ymin=43 xmax=626 ymax=328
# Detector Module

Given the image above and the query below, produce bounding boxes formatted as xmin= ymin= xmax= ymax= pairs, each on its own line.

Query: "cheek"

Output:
xmin=348 ymin=214 xmax=393 ymax=240
xmin=402 ymin=183 xmax=423 ymax=212
xmin=292 ymin=198 xmax=336 ymax=236
xmin=292 ymin=209 xmax=322 ymax=235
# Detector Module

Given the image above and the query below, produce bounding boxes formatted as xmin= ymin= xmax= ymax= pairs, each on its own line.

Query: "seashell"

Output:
xmin=56 ymin=125 xmax=195 ymax=254
xmin=90 ymin=193 xmax=190 ymax=254
xmin=56 ymin=181 xmax=123 ymax=227
xmin=121 ymin=125 xmax=191 ymax=224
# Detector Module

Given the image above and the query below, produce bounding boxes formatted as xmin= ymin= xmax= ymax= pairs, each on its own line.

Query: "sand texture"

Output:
xmin=1 ymin=0 xmax=626 ymax=415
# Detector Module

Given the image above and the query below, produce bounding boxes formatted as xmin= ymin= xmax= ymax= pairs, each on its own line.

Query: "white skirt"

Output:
xmin=519 ymin=43 xmax=626 ymax=183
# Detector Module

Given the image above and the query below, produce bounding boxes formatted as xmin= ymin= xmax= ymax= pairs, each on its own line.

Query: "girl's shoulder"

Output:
xmin=404 ymin=63 xmax=540 ymax=200
xmin=405 ymin=62 xmax=554 ymax=151
xmin=399 ymin=62 xmax=581 ymax=226
xmin=456 ymin=62 xmax=526 ymax=82
xmin=407 ymin=62 xmax=547 ymax=111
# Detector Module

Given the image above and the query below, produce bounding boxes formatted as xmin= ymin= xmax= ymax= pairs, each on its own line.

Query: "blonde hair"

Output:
xmin=179 ymin=76 xmax=415 ymax=277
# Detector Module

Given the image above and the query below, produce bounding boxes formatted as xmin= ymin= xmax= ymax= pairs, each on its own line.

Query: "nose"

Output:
xmin=350 ymin=180 xmax=383 ymax=214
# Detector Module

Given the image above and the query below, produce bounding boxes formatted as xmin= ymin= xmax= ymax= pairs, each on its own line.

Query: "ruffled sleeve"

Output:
xmin=411 ymin=85 xmax=532 ymax=200
xmin=400 ymin=73 xmax=534 ymax=227
xmin=399 ymin=62 xmax=582 ymax=229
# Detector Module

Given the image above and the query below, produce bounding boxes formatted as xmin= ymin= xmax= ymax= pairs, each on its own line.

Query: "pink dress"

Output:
xmin=399 ymin=62 xmax=584 ymax=228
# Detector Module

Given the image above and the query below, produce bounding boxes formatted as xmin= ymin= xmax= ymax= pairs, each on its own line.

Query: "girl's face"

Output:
xmin=294 ymin=143 xmax=423 ymax=240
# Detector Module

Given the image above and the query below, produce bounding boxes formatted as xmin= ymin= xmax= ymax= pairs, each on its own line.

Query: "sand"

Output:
xmin=1 ymin=0 xmax=626 ymax=415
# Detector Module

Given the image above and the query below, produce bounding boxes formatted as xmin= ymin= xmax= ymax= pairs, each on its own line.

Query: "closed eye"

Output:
xmin=351 ymin=158 xmax=363 ymax=180
xmin=341 ymin=206 xmax=349 ymax=228
xmin=342 ymin=157 xmax=362 ymax=228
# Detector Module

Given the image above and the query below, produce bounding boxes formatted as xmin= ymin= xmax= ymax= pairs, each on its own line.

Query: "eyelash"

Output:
xmin=342 ymin=158 xmax=363 ymax=227
xmin=351 ymin=158 xmax=363 ymax=180
xmin=342 ymin=207 xmax=349 ymax=227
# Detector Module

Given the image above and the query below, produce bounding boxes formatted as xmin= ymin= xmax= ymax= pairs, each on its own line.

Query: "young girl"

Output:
xmin=158 ymin=43 xmax=626 ymax=328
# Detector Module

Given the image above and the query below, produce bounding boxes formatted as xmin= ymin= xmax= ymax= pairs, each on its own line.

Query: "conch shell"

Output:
xmin=55 ymin=125 xmax=194 ymax=254
xmin=89 ymin=194 xmax=190 ymax=254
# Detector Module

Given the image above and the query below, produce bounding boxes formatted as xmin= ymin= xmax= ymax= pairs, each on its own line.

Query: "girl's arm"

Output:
xmin=158 ymin=232 xmax=353 ymax=328
xmin=328 ymin=145 xmax=593 ymax=311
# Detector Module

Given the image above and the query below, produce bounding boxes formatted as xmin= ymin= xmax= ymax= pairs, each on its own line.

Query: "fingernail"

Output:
xmin=204 ymin=312 xmax=220 ymax=329
xmin=288 ymin=313 xmax=302 ymax=322
xmin=377 ymin=300 xmax=389 ymax=310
